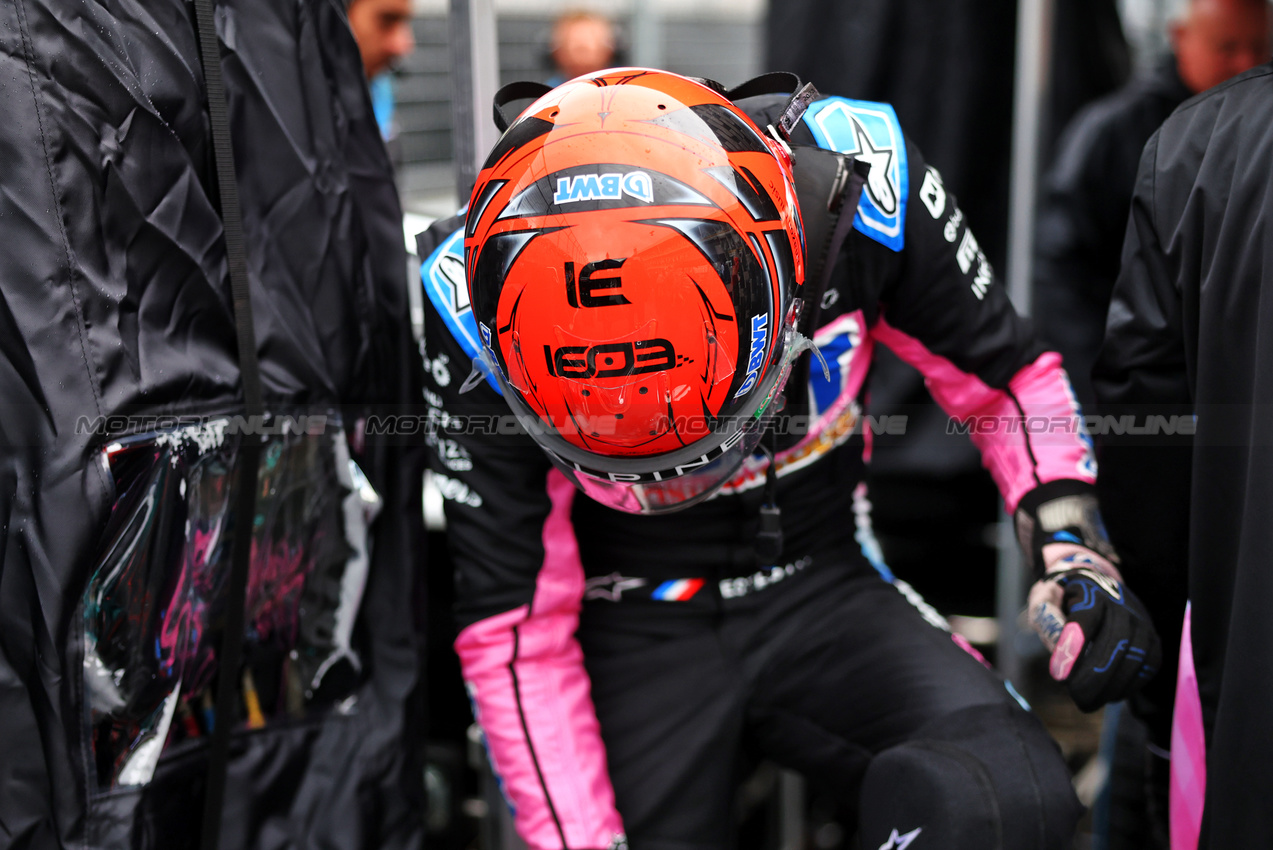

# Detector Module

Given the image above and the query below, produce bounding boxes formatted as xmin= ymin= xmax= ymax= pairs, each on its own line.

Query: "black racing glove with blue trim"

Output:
xmin=1029 ymin=557 xmax=1162 ymax=712
xmin=1017 ymin=485 xmax=1162 ymax=713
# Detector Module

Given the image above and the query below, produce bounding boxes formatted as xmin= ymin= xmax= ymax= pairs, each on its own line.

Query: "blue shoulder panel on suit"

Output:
xmin=420 ymin=226 xmax=501 ymax=394
xmin=802 ymin=97 xmax=909 ymax=252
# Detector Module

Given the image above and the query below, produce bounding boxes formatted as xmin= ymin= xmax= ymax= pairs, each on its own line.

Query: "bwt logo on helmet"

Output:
xmin=553 ymin=171 xmax=654 ymax=205
xmin=735 ymin=315 xmax=769 ymax=398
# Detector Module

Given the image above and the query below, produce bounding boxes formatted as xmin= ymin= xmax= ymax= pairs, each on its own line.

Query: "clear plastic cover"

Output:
xmin=82 ymin=418 xmax=380 ymax=790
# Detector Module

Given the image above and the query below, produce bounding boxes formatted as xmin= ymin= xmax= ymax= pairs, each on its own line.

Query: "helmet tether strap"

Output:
xmin=724 ymin=72 xmax=820 ymax=142
xmin=755 ymin=429 xmax=784 ymax=564
xmin=492 ymin=80 xmax=554 ymax=132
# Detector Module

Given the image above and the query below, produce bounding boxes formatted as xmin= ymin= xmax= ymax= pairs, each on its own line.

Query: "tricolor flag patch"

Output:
xmin=651 ymin=578 xmax=705 ymax=601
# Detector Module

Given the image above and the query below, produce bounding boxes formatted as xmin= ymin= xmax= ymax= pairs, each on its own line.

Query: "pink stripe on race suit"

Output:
xmin=1171 ymin=603 xmax=1205 ymax=850
xmin=950 ymin=632 xmax=992 ymax=669
xmin=454 ymin=469 xmax=623 ymax=850
xmin=870 ymin=320 xmax=1095 ymax=512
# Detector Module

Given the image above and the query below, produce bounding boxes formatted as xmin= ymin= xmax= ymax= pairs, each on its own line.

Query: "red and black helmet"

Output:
xmin=465 ymin=68 xmax=807 ymax=513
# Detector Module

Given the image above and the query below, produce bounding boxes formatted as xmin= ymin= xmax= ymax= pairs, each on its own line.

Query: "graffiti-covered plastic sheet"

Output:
xmin=81 ymin=417 xmax=381 ymax=790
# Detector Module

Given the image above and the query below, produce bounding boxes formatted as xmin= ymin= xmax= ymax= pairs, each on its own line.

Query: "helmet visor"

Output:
xmin=481 ymin=325 xmax=810 ymax=514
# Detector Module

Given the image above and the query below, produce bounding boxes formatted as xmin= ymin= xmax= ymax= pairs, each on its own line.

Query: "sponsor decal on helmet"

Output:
xmin=565 ymin=259 xmax=631 ymax=308
xmin=553 ymin=171 xmax=654 ymax=205
xmin=543 ymin=339 xmax=678 ymax=379
xmin=735 ymin=314 xmax=769 ymax=398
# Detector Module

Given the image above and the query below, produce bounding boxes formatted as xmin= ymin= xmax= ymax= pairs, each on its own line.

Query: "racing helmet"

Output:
xmin=466 ymin=68 xmax=807 ymax=514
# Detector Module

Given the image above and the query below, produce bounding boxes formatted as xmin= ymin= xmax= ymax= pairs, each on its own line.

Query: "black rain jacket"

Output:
xmin=0 ymin=1 xmax=423 ymax=847
xmin=1094 ymin=61 xmax=1273 ymax=846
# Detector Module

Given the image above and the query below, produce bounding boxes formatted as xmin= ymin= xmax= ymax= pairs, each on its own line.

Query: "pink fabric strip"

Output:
xmin=718 ymin=311 xmax=874 ymax=496
xmin=1171 ymin=602 xmax=1205 ymax=850
xmin=454 ymin=469 xmax=623 ymax=850
xmin=870 ymin=320 xmax=1095 ymax=511
xmin=810 ymin=311 xmax=874 ymax=422
xmin=770 ymin=311 xmax=873 ymax=471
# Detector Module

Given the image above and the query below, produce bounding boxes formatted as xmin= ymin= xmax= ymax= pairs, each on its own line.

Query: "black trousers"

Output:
xmin=579 ymin=555 xmax=1080 ymax=850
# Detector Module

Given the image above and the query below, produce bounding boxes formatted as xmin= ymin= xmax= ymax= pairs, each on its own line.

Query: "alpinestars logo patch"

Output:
xmin=878 ymin=826 xmax=922 ymax=849
xmin=583 ymin=573 xmax=648 ymax=601
xmin=803 ymin=97 xmax=909 ymax=252
xmin=847 ymin=114 xmax=898 ymax=216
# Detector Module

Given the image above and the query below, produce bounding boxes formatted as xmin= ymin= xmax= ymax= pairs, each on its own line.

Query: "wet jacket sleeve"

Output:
xmin=418 ymin=217 xmax=624 ymax=850
xmin=847 ymin=131 xmax=1098 ymax=512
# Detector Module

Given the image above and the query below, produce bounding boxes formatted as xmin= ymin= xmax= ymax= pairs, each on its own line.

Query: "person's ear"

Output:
xmin=1168 ymin=18 xmax=1186 ymax=53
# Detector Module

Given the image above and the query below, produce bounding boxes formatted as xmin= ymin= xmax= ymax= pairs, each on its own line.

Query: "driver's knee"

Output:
xmin=857 ymin=702 xmax=1081 ymax=849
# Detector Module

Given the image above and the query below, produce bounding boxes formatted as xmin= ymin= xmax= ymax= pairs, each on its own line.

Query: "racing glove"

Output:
xmin=1016 ymin=485 xmax=1162 ymax=713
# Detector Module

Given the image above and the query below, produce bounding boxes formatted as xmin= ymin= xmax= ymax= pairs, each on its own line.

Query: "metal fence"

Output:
xmin=393 ymin=10 xmax=763 ymax=206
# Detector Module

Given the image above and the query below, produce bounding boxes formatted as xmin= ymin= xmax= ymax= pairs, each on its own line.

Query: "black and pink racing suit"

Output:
xmin=417 ymin=93 xmax=1095 ymax=850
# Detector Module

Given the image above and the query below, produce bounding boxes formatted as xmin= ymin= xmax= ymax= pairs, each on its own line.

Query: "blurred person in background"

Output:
xmin=546 ymin=10 xmax=620 ymax=87
xmin=1035 ymin=0 xmax=1270 ymax=410
xmin=349 ymin=0 xmax=415 ymax=80
xmin=1094 ymin=59 xmax=1273 ymax=850
xmin=1034 ymin=3 xmax=1268 ymax=847
xmin=348 ymin=0 xmax=417 ymax=159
